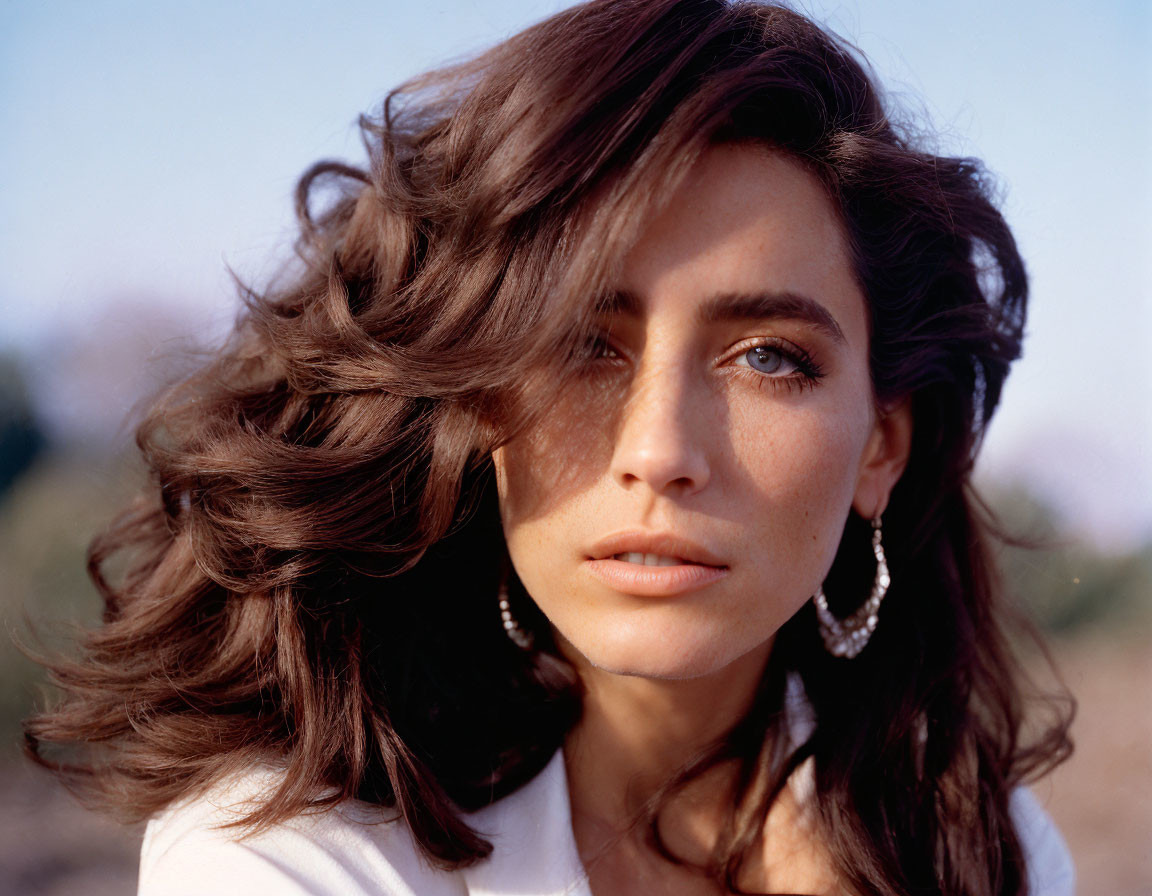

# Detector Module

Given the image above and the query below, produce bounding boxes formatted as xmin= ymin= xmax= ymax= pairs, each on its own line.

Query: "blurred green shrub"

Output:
xmin=0 ymin=355 xmax=46 ymax=498
xmin=0 ymin=451 xmax=137 ymax=755
xmin=984 ymin=485 xmax=1152 ymax=634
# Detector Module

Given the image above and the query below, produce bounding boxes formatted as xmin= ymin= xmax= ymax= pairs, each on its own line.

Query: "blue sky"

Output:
xmin=1 ymin=0 xmax=1149 ymax=546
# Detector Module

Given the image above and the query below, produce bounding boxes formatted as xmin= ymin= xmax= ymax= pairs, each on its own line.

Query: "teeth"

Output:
xmin=613 ymin=552 xmax=683 ymax=567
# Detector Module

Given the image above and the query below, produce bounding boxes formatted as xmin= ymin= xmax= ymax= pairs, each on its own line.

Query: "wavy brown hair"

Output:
xmin=25 ymin=1 xmax=1072 ymax=893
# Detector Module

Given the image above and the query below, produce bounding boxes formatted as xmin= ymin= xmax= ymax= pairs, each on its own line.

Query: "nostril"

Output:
xmin=610 ymin=443 xmax=710 ymax=495
xmin=607 ymin=373 xmax=712 ymax=494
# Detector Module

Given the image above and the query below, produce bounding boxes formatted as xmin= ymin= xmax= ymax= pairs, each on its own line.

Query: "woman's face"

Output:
xmin=493 ymin=145 xmax=910 ymax=680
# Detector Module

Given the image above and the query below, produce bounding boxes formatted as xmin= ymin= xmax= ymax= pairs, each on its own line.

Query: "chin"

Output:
xmin=561 ymin=621 xmax=763 ymax=682
xmin=596 ymin=659 xmax=728 ymax=681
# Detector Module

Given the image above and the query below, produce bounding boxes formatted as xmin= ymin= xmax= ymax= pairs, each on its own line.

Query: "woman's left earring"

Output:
xmin=499 ymin=580 xmax=534 ymax=650
xmin=813 ymin=515 xmax=890 ymax=658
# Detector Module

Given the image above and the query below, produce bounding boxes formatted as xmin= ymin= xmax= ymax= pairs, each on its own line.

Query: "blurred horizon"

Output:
xmin=2 ymin=0 xmax=1150 ymax=549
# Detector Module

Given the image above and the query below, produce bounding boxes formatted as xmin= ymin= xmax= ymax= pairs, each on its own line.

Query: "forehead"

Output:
xmin=614 ymin=144 xmax=867 ymax=345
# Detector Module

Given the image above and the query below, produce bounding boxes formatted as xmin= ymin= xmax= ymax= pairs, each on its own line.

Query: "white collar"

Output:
xmin=462 ymin=749 xmax=591 ymax=896
xmin=460 ymin=673 xmax=814 ymax=896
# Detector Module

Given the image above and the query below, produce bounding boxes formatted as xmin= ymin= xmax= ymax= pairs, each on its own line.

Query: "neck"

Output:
xmin=562 ymin=638 xmax=773 ymax=832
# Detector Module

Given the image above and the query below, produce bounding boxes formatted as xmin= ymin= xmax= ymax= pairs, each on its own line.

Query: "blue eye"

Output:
xmin=745 ymin=345 xmax=786 ymax=374
xmin=731 ymin=339 xmax=824 ymax=391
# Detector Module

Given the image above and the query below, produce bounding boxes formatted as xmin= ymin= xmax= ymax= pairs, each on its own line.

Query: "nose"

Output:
xmin=608 ymin=364 xmax=712 ymax=496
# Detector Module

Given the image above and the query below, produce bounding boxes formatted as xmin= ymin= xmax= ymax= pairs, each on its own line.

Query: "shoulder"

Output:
xmin=138 ymin=766 xmax=466 ymax=896
xmin=1010 ymin=785 xmax=1076 ymax=896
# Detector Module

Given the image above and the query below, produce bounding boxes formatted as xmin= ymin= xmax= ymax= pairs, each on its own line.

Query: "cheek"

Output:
xmin=494 ymin=432 xmax=598 ymax=631
xmin=726 ymin=391 xmax=871 ymax=571
xmin=493 ymin=391 xmax=614 ymax=529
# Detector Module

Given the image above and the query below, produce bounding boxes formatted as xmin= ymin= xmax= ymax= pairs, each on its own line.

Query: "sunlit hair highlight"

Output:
xmin=26 ymin=2 xmax=1071 ymax=894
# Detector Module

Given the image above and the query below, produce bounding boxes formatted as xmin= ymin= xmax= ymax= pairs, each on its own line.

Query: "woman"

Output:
xmin=25 ymin=0 xmax=1075 ymax=893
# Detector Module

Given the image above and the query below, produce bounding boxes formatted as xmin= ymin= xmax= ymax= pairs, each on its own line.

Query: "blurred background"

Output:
xmin=1 ymin=0 xmax=1149 ymax=893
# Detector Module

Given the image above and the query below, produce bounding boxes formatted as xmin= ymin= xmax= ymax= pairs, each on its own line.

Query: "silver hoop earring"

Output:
xmin=498 ymin=579 xmax=534 ymax=650
xmin=813 ymin=515 xmax=889 ymax=659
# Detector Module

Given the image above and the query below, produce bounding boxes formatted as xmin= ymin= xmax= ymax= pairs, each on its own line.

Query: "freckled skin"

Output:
xmin=494 ymin=145 xmax=910 ymax=681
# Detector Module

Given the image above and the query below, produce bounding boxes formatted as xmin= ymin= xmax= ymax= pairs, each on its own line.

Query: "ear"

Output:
xmin=852 ymin=398 xmax=913 ymax=519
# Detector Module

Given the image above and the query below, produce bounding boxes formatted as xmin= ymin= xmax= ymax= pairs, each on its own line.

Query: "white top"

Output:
xmin=138 ymin=748 xmax=1074 ymax=896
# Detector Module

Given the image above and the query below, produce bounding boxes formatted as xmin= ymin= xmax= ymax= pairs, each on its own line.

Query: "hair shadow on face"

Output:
xmin=495 ymin=374 xmax=622 ymax=523
xmin=498 ymin=348 xmax=843 ymax=535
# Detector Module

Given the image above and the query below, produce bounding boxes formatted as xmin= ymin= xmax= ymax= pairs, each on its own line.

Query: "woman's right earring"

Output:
xmin=498 ymin=580 xmax=534 ymax=650
xmin=813 ymin=515 xmax=889 ymax=659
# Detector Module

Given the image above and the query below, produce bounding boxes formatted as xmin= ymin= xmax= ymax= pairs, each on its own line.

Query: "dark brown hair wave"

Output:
xmin=25 ymin=1 xmax=1072 ymax=893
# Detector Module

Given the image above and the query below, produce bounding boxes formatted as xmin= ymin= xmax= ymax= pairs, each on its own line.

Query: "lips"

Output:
xmin=584 ymin=531 xmax=729 ymax=597
xmin=587 ymin=531 xmax=727 ymax=568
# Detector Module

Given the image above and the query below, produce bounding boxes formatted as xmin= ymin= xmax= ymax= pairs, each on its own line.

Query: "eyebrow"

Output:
xmin=597 ymin=288 xmax=847 ymax=345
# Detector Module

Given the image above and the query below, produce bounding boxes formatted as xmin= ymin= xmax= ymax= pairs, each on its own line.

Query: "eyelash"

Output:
xmin=581 ymin=333 xmax=825 ymax=393
xmin=726 ymin=337 xmax=826 ymax=394
xmin=584 ymin=334 xmax=620 ymax=360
